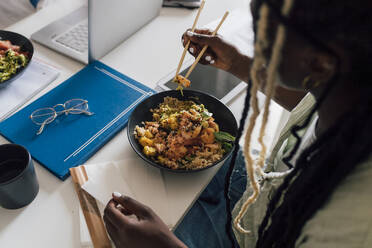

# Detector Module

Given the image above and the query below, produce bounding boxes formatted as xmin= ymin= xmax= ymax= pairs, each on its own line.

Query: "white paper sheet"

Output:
xmin=83 ymin=161 xmax=135 ymax=204
xmin=0 ymin=58 xmax=60 ymax=121
xmin=80 ymin=158 xmax=171 ymax=247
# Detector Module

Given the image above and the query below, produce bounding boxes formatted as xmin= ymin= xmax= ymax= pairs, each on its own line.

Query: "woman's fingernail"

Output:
xmin=189 ymin=47 xmax=194 ymax=54
xmin=186 ymin=30 xmax=194 ymax=37
xmin=210 ymin=60 xmax=215 ymax=64
xmin=113 ymin=192 xmax=122 ymax=198
xmin=205 ymin=55 xmax=212 ymax=62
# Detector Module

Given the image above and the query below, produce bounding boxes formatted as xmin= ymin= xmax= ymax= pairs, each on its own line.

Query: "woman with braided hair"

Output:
xmin=102 ymin=0 xmax=372 ymax=247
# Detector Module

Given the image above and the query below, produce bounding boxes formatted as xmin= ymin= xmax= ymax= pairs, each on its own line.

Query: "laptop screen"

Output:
xmin=88 ymin=0 xmax=163 ymax=62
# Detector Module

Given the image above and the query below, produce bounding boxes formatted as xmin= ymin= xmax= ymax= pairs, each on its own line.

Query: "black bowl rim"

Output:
xmin=0 ymin=30 xmax=34 ymax=86
xmin=127 ymin=89 xmax=238 ymax=173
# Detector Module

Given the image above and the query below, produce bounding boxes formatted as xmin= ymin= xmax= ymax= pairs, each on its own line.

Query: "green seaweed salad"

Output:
xmin=0 ymin=49 xmax=28 ymax=83
xmin=214 ymin=131 xmax=236 ymax=153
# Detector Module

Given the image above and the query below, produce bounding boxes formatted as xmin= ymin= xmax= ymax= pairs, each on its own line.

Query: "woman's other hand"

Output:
xmin=103 ymin=193 xmax=186 ymax=248
xmin=182 ymin=28 xmax=251 ymax=81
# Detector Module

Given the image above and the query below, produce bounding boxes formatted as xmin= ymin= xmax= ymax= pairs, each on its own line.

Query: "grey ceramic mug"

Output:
xmin=0 ymin=144 xmax=39 ymax=209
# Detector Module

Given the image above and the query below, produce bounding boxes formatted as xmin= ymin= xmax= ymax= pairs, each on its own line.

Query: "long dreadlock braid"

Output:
xmin=251 ymin=0 xmax=372 ymax=247
xmin=232 ymin=0 xmax=295 ymax=235
xmin=224 ymin=4 xmax=269 ymax=241
xmin=224 ymin=81 xmax=252 ymax=247
xmin=224 ymin=3 xmax=272 ymax=242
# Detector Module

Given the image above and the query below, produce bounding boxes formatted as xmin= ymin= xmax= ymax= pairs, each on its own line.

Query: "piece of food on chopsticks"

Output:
xmin=174 ymin=74 xmax=191 ymax=95
xmin=173 ymin=11 xmax=228 ymax=95
xmin=173 ymin=1 xmax=205 ymax=95
xmin=0 ymin=40 xmax=29 ymax=83
xmin=134 ymin=97 xmax=235 ymax=170
xmin=175 ymin=75 xmax=191 ymax=88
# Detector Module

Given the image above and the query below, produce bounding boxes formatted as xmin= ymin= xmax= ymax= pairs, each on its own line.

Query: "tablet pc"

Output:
xmin=157 ymin=59 xmax=247 ymax=104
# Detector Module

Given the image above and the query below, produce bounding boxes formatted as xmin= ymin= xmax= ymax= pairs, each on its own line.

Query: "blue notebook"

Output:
xmin=0 ymin=61 xmax=155 ymax=180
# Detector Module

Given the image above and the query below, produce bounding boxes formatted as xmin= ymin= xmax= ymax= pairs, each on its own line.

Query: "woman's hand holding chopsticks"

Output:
xmin=182 ymin=28 xmax=253 ymax=83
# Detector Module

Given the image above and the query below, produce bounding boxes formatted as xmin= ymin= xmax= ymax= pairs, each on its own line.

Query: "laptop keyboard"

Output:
xmin=54 ymin=20 xmax=88 ymax=53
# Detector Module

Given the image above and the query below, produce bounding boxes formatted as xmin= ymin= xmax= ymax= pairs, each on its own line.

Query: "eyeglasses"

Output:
xmin=30 ymin=99 xmax=94 ymax=135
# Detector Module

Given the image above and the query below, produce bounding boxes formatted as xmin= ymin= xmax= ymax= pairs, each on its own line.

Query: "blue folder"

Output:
xmin=0 ymin=61 xmax=155 ymax=180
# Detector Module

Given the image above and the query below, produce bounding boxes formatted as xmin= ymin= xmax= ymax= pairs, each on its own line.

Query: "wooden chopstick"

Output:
xmin=184 ymin=11 xmax=229 ymax=80
xmin=173 ymin=0 xmax=206 ymax=82
xmin=70 ymin=166 xmax=111 ymax=248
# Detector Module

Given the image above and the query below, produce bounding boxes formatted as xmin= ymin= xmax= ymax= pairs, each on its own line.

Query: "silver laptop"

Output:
xmin=31 ymin=0 xmax=162 ymax=64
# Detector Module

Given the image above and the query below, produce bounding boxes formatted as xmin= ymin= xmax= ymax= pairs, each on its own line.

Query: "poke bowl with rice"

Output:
xmin=127 ymin=90 xmax=238 ymax=172
xmin=0 ymin=30 xmax=33 ymax=88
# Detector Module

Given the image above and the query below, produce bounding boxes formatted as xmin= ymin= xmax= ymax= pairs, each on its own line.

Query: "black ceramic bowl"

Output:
xmin=127 ymin=90 xmax=238 ymax=172
xmin=0 ymin=30 xmax=34 ymax=88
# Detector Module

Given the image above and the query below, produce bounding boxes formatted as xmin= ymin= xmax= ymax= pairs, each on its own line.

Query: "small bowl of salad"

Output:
xmin=0 ymin=30 xmax=33 ymax=88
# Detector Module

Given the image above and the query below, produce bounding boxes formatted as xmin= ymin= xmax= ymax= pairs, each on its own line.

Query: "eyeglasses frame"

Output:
xmin=30 ymin=99 xmax=94 ymax=135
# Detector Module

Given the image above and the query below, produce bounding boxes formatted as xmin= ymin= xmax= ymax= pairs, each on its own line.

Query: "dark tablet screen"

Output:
xmin=163 ymin=64 xmax=243 ymax=100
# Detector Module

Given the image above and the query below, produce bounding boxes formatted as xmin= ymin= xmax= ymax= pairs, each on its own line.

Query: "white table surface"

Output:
xmin=0 ymin=1 xmax=286 ymax=247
